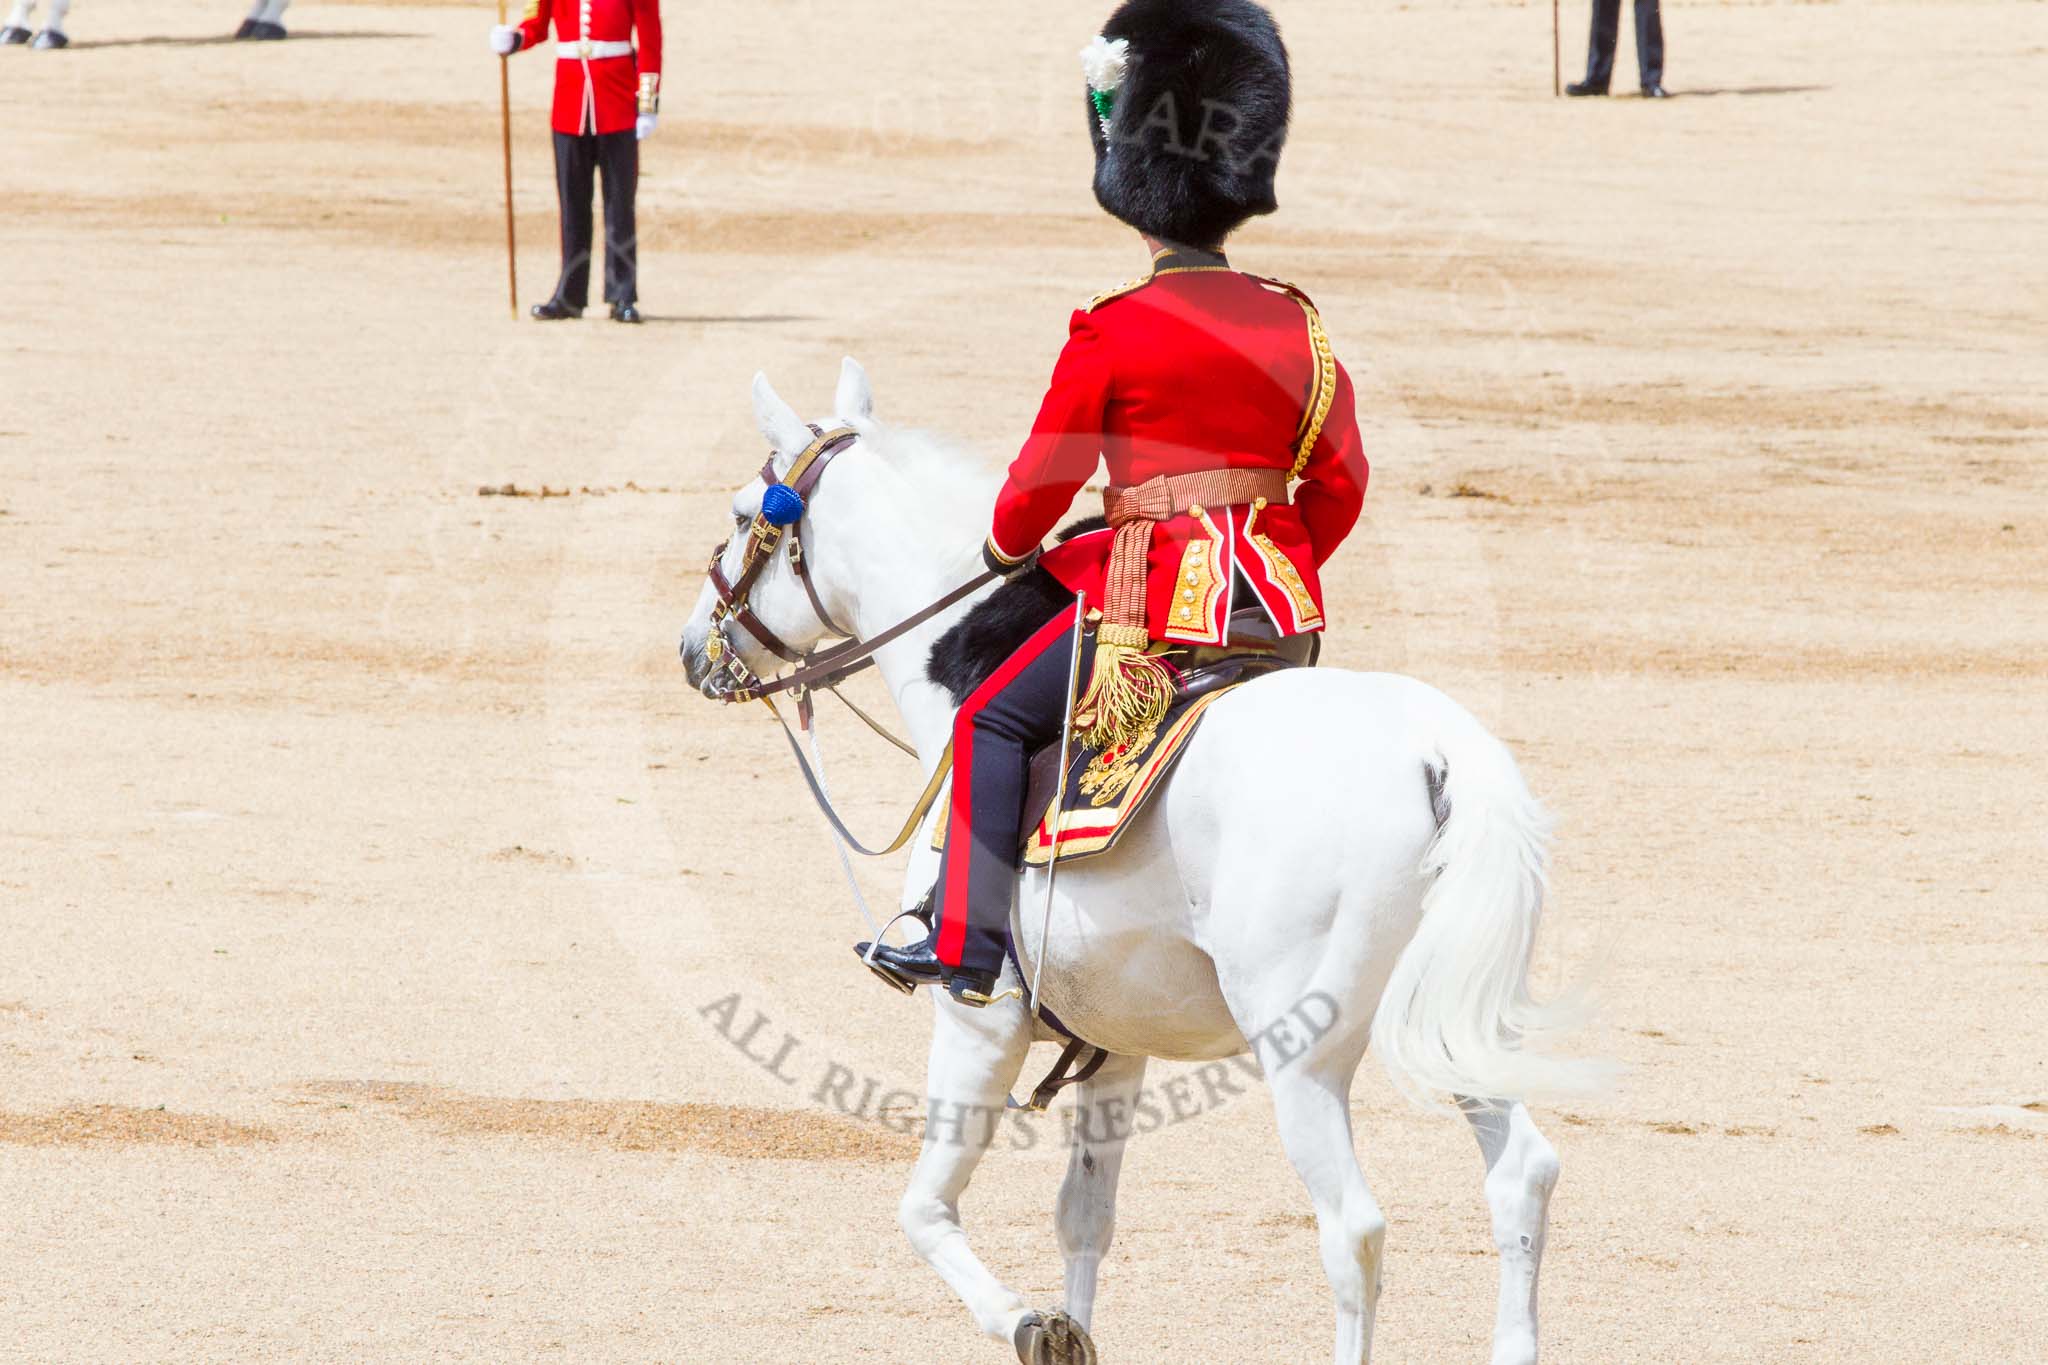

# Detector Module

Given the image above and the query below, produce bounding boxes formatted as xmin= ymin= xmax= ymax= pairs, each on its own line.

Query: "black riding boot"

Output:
xmin=855 ymin=887 xmax=1001 ymax=1003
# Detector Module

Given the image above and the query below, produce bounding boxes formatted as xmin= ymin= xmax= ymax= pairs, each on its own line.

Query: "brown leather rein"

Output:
xmin=699 ymin=424 xmax=1001 ymax=709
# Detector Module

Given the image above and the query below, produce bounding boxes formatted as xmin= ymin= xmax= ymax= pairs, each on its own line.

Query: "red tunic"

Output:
xmin=515 ymin=0 xmax=663 ymax=137
xmin=989 ymin=265 xmax=1368 ymax=644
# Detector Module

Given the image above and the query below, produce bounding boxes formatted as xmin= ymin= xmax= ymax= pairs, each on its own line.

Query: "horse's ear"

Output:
xmin=752 ymin=372 xmax=811 ymax=459
xmin=834 ymin=356 xmax=874 ymax=423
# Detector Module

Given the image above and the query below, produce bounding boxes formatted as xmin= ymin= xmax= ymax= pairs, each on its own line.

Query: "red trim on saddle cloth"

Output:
xmin=934 ymin=603 xmax=1082 ymax=967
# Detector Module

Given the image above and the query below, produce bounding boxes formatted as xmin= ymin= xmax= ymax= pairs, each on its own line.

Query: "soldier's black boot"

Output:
xmin=1565 ymin=79 xmax=1608 ymax=96
xmin=855 ymin=886 xmax=940 ymax=992
xmin=530 ymin=299 xmax=583 ymax=321
xmin=0 ymin=25 xmax=30 ymax=43
xmin=856 ymin=931 xmax=943 ymax=992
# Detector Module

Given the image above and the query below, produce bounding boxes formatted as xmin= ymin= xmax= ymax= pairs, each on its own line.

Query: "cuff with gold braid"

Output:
xmin=982 ymin=535 xmax=1038 ymax=580
xmin=637 ymin=72 xmax=661 ymax=115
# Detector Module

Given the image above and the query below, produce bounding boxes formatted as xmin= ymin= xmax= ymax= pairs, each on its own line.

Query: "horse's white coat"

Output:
xmin=680 ymin=361 xmax=1600 ymax=1364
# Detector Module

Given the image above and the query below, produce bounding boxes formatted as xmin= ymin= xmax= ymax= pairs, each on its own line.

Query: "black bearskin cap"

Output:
xmin=1088 ymin=0 xmax=1292 ymax=250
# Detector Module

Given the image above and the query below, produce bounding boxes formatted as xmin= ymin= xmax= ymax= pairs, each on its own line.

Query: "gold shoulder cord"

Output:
xmin=1241 ymin=276 xmax=1335 ymax=476
xmin=1252 ymin=278 xmax=1336 ymax=479
xmin=1290 ymin=298 xmax=1336 ymax=478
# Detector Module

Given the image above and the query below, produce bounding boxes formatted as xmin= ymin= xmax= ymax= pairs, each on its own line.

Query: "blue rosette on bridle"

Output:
xmin=760 ymin=483 xmax=806 ymax=528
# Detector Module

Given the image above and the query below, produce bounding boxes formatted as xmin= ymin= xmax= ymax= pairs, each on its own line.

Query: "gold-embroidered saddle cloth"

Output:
xmin=933 ymin=652 xmax=1300 ymax=868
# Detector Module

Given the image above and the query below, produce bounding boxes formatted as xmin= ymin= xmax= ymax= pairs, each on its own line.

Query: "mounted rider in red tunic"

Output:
xmin=861 ymin=0 xmax=1369 ymax=1004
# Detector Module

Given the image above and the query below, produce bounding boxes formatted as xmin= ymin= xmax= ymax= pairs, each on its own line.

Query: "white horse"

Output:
xmin=0 ymin=0 xmax=290 ymax=47
xmin=679 ymin=359 xmax=1601 ymax=1365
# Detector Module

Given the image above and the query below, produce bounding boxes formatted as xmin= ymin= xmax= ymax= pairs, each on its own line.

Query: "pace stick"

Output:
xmin=1553 ymin=0 xmax=1562 ymax=97
xmin=498 ymin=0 xmax=518 ymax=318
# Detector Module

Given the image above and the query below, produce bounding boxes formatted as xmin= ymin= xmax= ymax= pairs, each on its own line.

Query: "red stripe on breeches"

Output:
xmin=934 ymin=603 xmax=1085 ymax=971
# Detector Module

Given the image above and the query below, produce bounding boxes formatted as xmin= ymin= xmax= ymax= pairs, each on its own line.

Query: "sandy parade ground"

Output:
xmin=2 ymin=0 xmax=2045 ymax=1359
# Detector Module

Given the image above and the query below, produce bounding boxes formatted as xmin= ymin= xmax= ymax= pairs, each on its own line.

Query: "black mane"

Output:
xmin=927 ymin=518 xmax=1107 ymax=705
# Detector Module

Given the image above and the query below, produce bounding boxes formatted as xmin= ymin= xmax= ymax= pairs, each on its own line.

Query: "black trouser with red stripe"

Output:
xmin=550 ymin=128 xmax=639 ymax=309
xmin=935 ymin=603 xmax=1094 ymax=978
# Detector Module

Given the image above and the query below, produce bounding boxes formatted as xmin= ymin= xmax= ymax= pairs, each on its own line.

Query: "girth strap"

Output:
xmin=1016 ymin=1039 xmax=1111 ymax=1114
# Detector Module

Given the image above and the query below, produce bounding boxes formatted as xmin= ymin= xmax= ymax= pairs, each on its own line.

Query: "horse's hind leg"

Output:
xmin=898 ymin=998 xmax=1037 ymax=1348
xmin=1054 ymin=1051 xmax=1147 ymax=1330
xmin=1268 ymin=1063 xmax=1386 ymax=1365
xmin=1461 ymin=1100 xmax=1560 ymax=1365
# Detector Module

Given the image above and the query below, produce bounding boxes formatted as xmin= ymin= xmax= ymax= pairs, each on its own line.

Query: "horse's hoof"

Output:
xmin=1014 ymin=1310 xmax=1098 ymax=1365
xmin=30 ymin=27 xmax=66 ymax=48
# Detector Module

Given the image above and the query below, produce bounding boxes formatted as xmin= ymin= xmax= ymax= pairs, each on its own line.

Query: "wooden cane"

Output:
xmin=498 ymin=0 xmax=518 ymax=318
xmin=1552 ymin=0 xmax=1562 ymax=97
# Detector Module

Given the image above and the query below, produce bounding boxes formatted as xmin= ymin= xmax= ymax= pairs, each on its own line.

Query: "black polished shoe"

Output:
xmin=610 ymin=303 xmax=643 ymax=324
xmin=233 ymin=17 xmax=257 ymax=37
xmin=1641 ymin=82 xmax=1671 ymax=99
xmin=1564 ymin=79 xmax=1608 ymax=97
xmin=944 ymin=966 xmax=1004 ymax=1008
xmin=29 ymin=27 xmax=66 ymax=47
xmin=251 ymin=20 xmax=287 ymax=39
xmin=854 ymin=930 xmax=943 ymax=994
xmin=530 ymin=300 xmax=583 ymax=321
xmin=3 ymin=23 xmax=35 ymax=42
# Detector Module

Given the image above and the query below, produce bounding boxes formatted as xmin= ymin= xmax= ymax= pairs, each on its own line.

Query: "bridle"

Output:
xmin=699 ymin=424 xmax=863 ymax=703
xmin=696 ymin=423 xmax=1004 ymax=712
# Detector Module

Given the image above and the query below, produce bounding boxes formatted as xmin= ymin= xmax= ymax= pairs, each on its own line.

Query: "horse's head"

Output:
xmin=679 ymin=358 xmax=878 ymax=699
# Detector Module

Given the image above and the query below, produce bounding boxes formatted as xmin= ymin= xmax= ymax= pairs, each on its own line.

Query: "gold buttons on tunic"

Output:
xmin=1179 ymin=607 xmax=1193 ymax=620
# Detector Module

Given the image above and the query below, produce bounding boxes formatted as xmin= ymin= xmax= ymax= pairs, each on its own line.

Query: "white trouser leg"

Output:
xmin=1462 ymin=1100 xmax=1560 ymax=1365
xmin=5 ymin=2 xmax=36 ymax=32
xmin=1054 ymin=1051 xmax=1147 ymax=1330
xmin=259 ymin=0 xmax=289 ymax=24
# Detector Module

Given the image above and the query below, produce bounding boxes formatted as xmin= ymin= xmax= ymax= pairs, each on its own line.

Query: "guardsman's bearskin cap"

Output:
xmin=1085 ymin=0 xmax=1292 ymax=250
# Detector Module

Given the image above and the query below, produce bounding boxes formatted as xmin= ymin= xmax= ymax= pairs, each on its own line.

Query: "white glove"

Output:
xmin=636 ymin=112 xmax=658 ymax=140
xmin=488 ymin=24 xmax=519 ymax=56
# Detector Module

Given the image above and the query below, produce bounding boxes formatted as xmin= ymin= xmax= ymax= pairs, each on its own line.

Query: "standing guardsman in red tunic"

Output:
xmin=860 ymin=0 xmax=1369 ymax=1004
xmin=489 ymin=0 xmax=661 ymax=324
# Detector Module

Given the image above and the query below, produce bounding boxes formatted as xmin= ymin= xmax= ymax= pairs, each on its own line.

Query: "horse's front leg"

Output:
xmin=898 ymin=992 xmax=1036 ymax=1347
xmin=1055 ymin=1051 xmax=1148 ymax=1329
xmin=1461 ymin=1100 xmax=1560 ymax=1365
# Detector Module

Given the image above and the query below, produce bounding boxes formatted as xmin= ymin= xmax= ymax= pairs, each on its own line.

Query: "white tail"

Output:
xmin=1370 ymin=710 xmax=1605 ymax=1108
